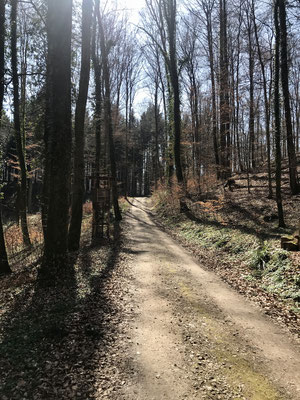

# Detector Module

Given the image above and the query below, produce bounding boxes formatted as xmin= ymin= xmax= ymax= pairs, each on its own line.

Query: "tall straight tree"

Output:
xmin=68 ymin=0 xmax=93 ymax=251
xmin=0 ymin=0 xmax=11 ymax=275
xmin=163 ymin=0 xmax=184 ymax=185
xmin=278 ymin=0 xmax=299 ymax=194
xmin=91 ymin=0 xmax=103 ymax=239
xmin=245 ymin=6 xmax=255 ymax=169
xmin=219 ymin=0 xmax=231 ymax=179
xmin=97 ymin=5 xmax=122 ymax=221
xmin=10 ymin=0 xmax=31 ymax=247
xmin=274 ymin=0 xmax=285 ymax=227
xmin=251 ymin=0 xmax=273 ymax=198
xmin=42 ymin=0 xmax=72 ymax=271
xmin=203 ymin=0 xmax=219 ymax=174
xmin=143 ymin=0 xmax=184 ymax=188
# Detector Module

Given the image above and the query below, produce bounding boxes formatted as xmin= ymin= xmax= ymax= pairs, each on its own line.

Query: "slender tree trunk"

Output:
xmin=68 ymin=0 xmax=93 ymax=251
xmin=252 ymin=0 xmax=273 ymax=197
xmin=154 ymin=79 xmax=160 ymax=189
xmin=42 ymin=0 xmax=72 ymax=272
xmin=0 ymin=1 xmax=11 ymax=275
xmin=91 ymin=0 xmax=103 ymax=239
xmin=274 ymin=0 xmax=285 ymax=227
xmin=235 ymin=6 xmax=243 ymax=172
xmin=168 ymin=28 xmax=183 ymax=185
xmin=278 ymin=0 xmax=299 ymax=194
xmin=219 ymin=0 xmax=231 ymax=179
xmin=97 ymin=8 xmax=122 ymax=221
xmin=247 ymin=14 xmax=255 ymax=170
xmin=205 ymin=8 xmax=219 ymax=175
xmin=11 ymin=0 xmax=31 ymax=248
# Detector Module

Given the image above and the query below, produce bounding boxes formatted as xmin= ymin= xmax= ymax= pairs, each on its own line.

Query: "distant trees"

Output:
xmin=142 ymin=0 xmax=184 ymax=187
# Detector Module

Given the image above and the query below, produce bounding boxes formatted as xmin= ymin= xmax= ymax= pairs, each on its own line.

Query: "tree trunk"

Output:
xmin=274 ymin=0 xmax=285 ymax=227
xmin=91 ymin=0 xmax=103 ymax=239
xmin=252 ymin=0 xmax=273 ymax=197
xmin=42 ymin=0 xmax=72 ymax=272
xmin=11 ymin=0 xmax=31 ymax=248
xmin=247 ymin=13 xmax=255 ymax=170
xmin=278 ymin=0 xmax=299 ymax=194
xmin=68 ymin=0 xmax=93 ymax=251
xmin=165 ymin=0 xmax=184 ymax=186
xmin=0 ymin=0 xmax=11 ymax=275
xmin=205 ymin=6 xmax=219 ymax=175
xmin=97 ymin=7 xmax=122 ymax=221
xmin=219 ymin=0 xmax=231 ymax=179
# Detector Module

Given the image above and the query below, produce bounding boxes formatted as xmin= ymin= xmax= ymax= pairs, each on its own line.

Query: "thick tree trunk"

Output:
xmin=274 ymin=0 xmax=285 ymax=227
xmin=11 ymin=0 xmax=31 ymax=248
xmin=42 ymin=0 xmax=72 ymax=272
xmin=278 ymin=0 xmax=299 ymax=194
xmin=0 ymin=1 xmax=11 ymax=275
xmin=68 ymin=0 xmax=93 ymax=251
xmin=97 ymin=8 xmax=122 ymax=221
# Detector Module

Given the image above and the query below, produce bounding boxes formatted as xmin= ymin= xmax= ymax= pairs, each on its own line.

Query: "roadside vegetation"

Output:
xmin=151 ymin=172 xmax=300 ymax=336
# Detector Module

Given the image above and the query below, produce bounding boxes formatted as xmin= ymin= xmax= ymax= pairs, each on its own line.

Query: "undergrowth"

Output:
xmin=152 ymin=186 xmax=300 ymax=311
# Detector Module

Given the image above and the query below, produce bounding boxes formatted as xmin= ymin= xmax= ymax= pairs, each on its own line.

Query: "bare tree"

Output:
xmin=0 ymin=0 xmax=11 ymax=275
xmin=219 ymin=0 xmax=231 ymax=179
xmin=274 ymin=0 xmax=285 ymax=227
xmin=96 ymin=4 xmax=122 ymax=221
xmin=68 ymin=0 xmax=93 ymax=251
xmin=11 ymin=0 xmax=31 ymax=247
xmin=278 ymin=0 xmax=299 ymax=194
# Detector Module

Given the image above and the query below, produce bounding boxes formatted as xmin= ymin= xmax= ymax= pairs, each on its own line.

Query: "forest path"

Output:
xmin=119 ymin=197 xmax=300 ymax=400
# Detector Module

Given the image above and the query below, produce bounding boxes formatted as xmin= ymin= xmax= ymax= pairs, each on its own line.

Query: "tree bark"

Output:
xmin=42 ymin=0 xmax=73 ymax=272
xmin=252 ymin=0 xmax=273 ymax=198
xmin=97 ymin=7 xmax=122 ymax=221
xmin=68 ymin=0 xmax=93 ymax=251
xmin=91 ymin=0 xmax=103 ymax=239
xmin=278 ymin=0 xmax=299 ymax=194
xmin=246 ymin=11 xmax=255 ymax=170
xmin=274 ymin=0 xmax=285 ymax=227
xmin=204 ymin=3 xmax=219 ymax=175
xmin=0 ymin=0 xmax=11 ymax=275
xmin=219 ymin=0 xmax=231 ymax=179
xmin=164 ymin=0 xmax=184 ymax=185
xmin=11 ymin=0 xmax=31 ymax=248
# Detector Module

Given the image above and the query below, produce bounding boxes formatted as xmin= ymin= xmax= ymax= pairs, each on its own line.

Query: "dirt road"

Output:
xmin=119 ymin=198 xmax=300 ymax=400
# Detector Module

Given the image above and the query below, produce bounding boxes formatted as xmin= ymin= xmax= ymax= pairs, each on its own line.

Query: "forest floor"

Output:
xmin=0 ymin=194 xmax=300 ymax=399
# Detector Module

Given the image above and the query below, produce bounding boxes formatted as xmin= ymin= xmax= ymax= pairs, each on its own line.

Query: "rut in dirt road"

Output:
xmin=120 ymin=197 xmax=300 ymax=400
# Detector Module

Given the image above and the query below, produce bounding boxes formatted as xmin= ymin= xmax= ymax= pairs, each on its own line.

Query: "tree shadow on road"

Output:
xmin=0 ymin=222 xmax=125 ymax=399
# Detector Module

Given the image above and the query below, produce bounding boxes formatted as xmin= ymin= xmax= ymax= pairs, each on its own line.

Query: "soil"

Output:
xmin=1 ymin=197 xmax=300 ymax=399
xmin=118 ymin=197 xmax=300 ymax=400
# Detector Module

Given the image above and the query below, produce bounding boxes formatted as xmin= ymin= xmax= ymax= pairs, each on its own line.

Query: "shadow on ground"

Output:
xmin=0 ymin=222 xmax=125 ymax=399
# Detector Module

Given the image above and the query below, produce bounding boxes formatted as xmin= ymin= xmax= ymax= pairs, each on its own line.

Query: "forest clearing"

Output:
xmin=1 ymin=0 xmax=300 ymax=398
